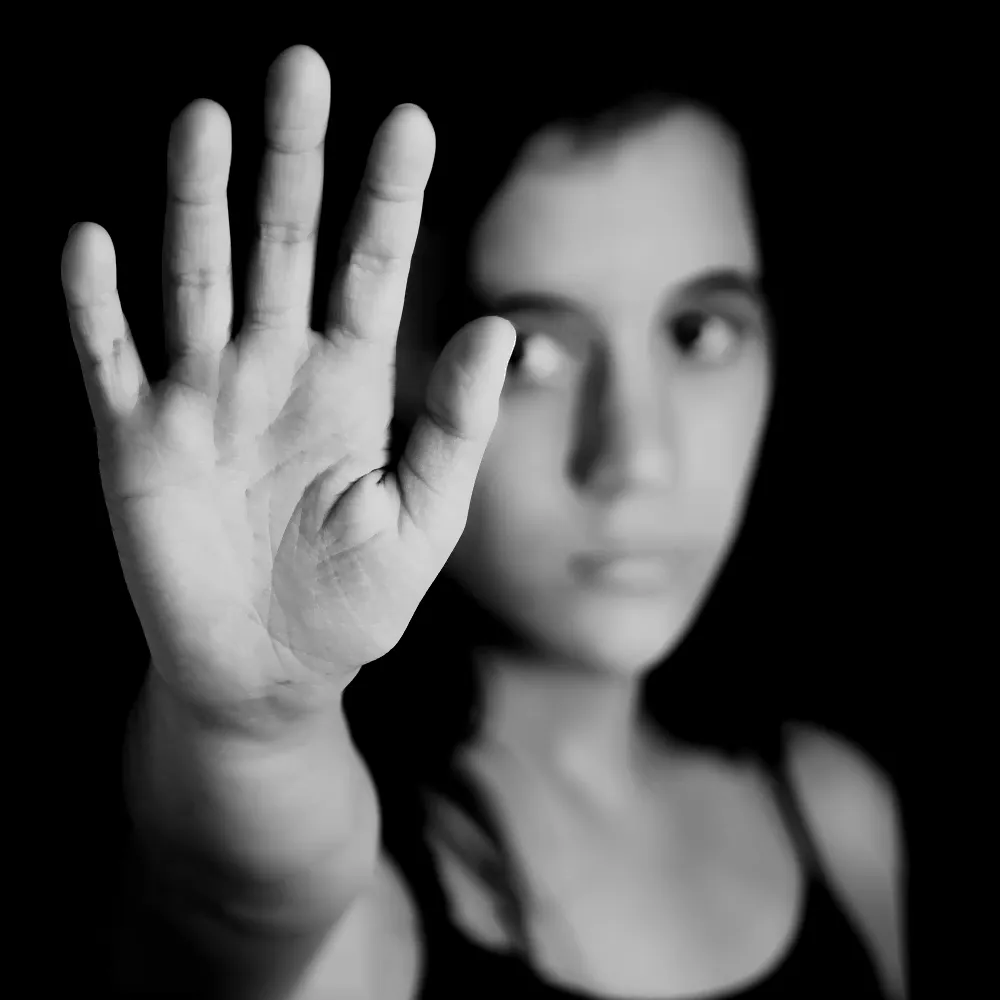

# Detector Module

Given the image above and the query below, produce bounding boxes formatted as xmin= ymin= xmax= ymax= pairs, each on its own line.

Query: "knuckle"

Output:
xmin=347 ymin=247 xmax=406 ymax=281
xmin=401 ymin=452 xmax=445 ymax=503
xmin=363 ymin=172 xmax=424 ymax=205
xmin=168 ymin=180 xmax=225 ymax=208
xmin=265 ymin=126 xmax=323 ymax=157
xmin=257 ymin=219 xmax=317 ymax=247
xmin=245 ymin=294 xmax=295 ymax=330
xmin=425 ymin=396 xmax=473 ymax=444
xmin=167 ymin=261 xmax=233 ymax=292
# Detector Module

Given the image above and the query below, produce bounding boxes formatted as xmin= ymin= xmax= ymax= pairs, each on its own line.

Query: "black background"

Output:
xmin=25 ymin=26 xmax=927 ymax=991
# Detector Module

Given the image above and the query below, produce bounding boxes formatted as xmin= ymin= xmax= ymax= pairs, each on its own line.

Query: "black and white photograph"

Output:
xmin=39 ymin=29 xmax=919 ymax=998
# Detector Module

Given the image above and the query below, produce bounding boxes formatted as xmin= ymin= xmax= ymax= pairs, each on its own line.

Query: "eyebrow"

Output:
xmin=483 ymin=268 xmax=764 ymax=317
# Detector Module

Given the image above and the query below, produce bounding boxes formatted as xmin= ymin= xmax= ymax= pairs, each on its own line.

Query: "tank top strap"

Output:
xmin=752 ymin=722 xmax=827 ymax=881
xmin=428 ymin=759 xmax=536 ymax=958
xmin=432 ymin=725 xmax=828 ymax=958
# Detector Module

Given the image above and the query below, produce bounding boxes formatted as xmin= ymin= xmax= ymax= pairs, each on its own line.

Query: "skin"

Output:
xmin=400 ymin=105 xmax=774 ymax=806
xmin=393 ymin=107 xmax=906 ymax=998
xmin=64 ymin=41 xmax=903 ymax=995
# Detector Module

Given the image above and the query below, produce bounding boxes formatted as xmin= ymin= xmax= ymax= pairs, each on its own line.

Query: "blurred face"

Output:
xmin=425 ymin=108 xmax=773 ymax=677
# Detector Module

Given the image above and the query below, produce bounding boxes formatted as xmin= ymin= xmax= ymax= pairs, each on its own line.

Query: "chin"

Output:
xmin=506 ymin=586 xmax=700 ymax=679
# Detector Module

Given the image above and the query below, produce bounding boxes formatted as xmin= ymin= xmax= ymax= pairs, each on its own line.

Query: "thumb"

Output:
xmin=395 ymin=315 xmax=515 ymax=549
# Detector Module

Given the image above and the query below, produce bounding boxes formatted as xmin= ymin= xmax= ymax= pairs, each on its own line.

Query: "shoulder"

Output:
xmin=783 ymin=721 xmax=905 ymax=864
xmin=782 ymin=720 xmax=907 ymax=998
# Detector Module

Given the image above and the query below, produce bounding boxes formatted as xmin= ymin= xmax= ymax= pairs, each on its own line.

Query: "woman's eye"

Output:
xmin=670 ymin=310 xmax=745 ymax=365
xmin=507 ymin=331 xmax=571 ymax=385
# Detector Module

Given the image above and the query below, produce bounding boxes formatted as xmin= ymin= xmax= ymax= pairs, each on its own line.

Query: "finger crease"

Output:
xmin=257 ymin=221 xmax=318 ymax=247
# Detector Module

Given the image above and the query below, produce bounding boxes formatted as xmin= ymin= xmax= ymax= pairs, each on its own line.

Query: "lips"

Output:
xmin=569 ymin=550 xmax=682 ymax=593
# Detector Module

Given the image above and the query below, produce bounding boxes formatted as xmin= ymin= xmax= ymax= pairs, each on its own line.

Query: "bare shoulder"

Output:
xmin=783 ymin=720 xmax=908 ymax=998
xmin=288 ymin=852 xmax=424 ymax=1000
xmin=783 ymin=721 xmax=906 ymax=871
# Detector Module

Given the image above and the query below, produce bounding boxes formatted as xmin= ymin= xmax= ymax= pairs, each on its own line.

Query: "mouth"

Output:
xmin=568 ymin=549 xmax=688 ymax=595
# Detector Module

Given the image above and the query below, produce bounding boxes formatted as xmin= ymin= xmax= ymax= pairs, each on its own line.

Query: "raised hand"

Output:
xmin=61 ymin=45 xmax=514 ymax=736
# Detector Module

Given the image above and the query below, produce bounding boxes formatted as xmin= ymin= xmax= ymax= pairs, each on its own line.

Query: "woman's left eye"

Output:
xmin=670 ymin=310 xmax=746 ymax=364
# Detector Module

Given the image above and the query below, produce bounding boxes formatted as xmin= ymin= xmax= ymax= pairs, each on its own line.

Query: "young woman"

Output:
xmin=346 ymin=74 xmax=907 ymax=1000
xmin=61 ymin=45 xmax=906 ymax=998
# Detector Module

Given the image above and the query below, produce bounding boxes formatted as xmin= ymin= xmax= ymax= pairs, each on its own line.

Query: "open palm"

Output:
xmin=60 ymin=46 xmax=513 ymax=733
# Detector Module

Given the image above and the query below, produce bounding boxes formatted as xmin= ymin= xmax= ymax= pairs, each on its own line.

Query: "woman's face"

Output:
xmin=415 ymin=107 xmax=774 ymax=677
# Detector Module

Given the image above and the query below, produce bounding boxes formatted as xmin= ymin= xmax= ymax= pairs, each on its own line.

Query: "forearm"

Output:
xmin=119 ymin=666 xmax=379 ymax=995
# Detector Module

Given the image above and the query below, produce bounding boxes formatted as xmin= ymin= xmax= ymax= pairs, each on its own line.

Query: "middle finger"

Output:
xmin=244 ymin=46 xmax=330 ymax=340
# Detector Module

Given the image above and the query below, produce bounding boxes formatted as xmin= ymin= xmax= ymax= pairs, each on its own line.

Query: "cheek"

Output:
xmin=477 ymin=432 xmax=566 ymax=543
xmin=680 ymin=373 xmax=771 ymax=530
xmin=451 ymin=412 xmax=573 ymax=574
xmin=450 ymin=368 xmax=771 ymax=588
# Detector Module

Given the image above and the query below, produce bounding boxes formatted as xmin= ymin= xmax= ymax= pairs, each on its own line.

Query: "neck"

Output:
xmin=470 ymin=646 xmax=655 ymax=814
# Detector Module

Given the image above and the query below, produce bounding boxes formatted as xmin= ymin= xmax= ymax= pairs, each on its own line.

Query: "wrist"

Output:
xmin=144 ymin=656 xmax=349 ymax=751
xmin=125 ymin=665 xmax=375 ymax=906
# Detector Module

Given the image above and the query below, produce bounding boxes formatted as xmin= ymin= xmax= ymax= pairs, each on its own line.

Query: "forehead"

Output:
xmin=470 ymin=109 xmax=759 ymax=311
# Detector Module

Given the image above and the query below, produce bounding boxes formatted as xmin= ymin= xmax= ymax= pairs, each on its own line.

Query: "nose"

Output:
xmin=569 ymin=348 xmax=677 ymax=500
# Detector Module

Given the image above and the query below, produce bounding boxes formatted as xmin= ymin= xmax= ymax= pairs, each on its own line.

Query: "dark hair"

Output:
xmin=398 ymin=80 xmax=768 ymax=350
xmin=344 ymin=76 xmax=798 ymax=880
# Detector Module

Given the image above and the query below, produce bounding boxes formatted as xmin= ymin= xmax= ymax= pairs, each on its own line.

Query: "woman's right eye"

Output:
xmin=506 ymin=330 xmax=572 ymax=387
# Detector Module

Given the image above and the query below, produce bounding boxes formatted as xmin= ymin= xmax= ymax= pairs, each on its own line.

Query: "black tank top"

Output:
xmin=405 ymin=736 xmax=888 ymax=999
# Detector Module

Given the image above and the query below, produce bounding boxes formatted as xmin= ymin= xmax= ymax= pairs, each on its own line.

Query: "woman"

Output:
xmin=345 ymin=74 xmax=907 ymax=1000
xmin=62 ymin=46 xmax=906 ymax=998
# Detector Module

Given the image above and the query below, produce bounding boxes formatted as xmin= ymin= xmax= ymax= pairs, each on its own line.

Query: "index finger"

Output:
xmin=325 ymin=104 xmax=435 ymax=351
